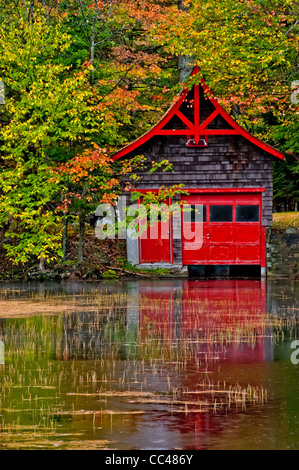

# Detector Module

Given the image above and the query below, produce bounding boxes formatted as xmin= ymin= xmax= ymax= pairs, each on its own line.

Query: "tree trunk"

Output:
xmin=0 ymin=226 xmax=5 ymax=251
xmin=90 ymin=21 xmax=95 ymax=85
xmin=89 ymin=0 xmax=98 ymax=85
xmin=78 ymin=213 xmax=86 ymax=264
xmin=62 ymin=215 xmax=68 ymax=261
xmin=39 ymin=256 xmax=45 ymax=272
xmin=23 ymin=0 xmax=35 ymax=24
xmin=178 ymin=54 xmax=194 ymax=84
xmin=178 ymin=1 xmax=194 ymax=83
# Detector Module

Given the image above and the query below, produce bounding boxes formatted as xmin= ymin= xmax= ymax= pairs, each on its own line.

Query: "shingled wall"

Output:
xmin=122 ymin=134 xmax=273 ymax=265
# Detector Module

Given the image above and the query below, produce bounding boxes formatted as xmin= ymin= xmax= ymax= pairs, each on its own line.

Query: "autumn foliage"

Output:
xmin=0 ymin=0 xmax=297 ymax=268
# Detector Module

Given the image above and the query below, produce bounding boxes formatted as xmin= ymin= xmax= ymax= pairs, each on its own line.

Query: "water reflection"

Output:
xmin=137 ymin=280 xmax=272 ymax=363
xmin=0 ymin=279 xmax=298 ymax=450
xmin=57 ymin=280 xmax=274 ymax=365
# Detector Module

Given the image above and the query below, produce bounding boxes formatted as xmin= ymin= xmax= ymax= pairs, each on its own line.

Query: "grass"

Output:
xmin=123 ymin=263 xmax=173 ymax=277
xmin=272 ymin=211 xmax=299 ymax=232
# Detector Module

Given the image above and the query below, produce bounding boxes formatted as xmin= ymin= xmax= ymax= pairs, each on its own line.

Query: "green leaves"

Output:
xmin=0 ymin=12 xmax=101 ymax=265
xmin=149 ymin=0 xmax=298 ymax=207
xmin=152 ymin=0 xmax=298 ymax=134
xmin=0 ymin=3 xmax=171 ymax=267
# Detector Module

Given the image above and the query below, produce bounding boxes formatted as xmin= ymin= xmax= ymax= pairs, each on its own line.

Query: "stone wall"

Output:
xmin=267 ymin=227 xmax=299 ymax=279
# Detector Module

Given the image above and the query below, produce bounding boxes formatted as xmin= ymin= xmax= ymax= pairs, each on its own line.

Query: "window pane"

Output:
xmin=210 ymin=205 xmax=233 ymax=222
xmin=183 ymin=204 xmax=206 ymax=222
xmin=147 ymin=207 xmax=163 ymax=223
xmin=236 ymin=205 xmax=259 ymax=222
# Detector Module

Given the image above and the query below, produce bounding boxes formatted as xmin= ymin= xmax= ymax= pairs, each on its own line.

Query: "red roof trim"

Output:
xmin=180 ymin=187 xmax=266 ymax=193
xmin=112 ymin=65 xmax=284 ymax=161
xmin=131 ymin=187 xmax=266 ymax=194
xmin=112 ymin=87 xmax=189 ymax=161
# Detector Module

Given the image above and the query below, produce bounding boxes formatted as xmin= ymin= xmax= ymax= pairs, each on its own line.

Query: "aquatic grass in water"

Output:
xmin=0 ymin=281 xmax=298 ymax=449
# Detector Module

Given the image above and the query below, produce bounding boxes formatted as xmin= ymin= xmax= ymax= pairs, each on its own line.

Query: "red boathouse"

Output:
xmin=112 ymin=66 xmax=284 ymax=277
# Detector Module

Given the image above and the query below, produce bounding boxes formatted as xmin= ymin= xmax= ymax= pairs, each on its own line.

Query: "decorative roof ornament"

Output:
xmin=112 ymin=66 xmax=284 ymax=161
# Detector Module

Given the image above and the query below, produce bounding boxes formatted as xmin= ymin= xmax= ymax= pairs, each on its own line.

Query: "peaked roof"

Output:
xmin=112 ymin=66 xmax=284 ymax=161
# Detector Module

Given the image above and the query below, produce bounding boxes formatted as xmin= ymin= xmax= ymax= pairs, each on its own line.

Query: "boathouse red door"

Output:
xmin=139 ymin=199 xmax=172 ymax=264
xmin=182 ymin=191 xmax=263 ymax=266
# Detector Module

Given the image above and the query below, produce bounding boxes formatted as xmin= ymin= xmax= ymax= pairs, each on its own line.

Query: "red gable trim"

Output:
xmin=112 ymin=86 xmax=190 ymax=161
xmin=112 ymin=65 xmax=284 ymax=161
xmin=131 ymin=187 xmax=266 ymax=194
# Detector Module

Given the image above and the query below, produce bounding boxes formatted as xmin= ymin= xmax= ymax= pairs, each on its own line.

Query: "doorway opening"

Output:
xmin=188 ymin=265 xmax=261 ymax=279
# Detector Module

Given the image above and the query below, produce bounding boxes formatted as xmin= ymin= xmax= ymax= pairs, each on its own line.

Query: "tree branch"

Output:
xmin=284 ymin=20 xmax=299 ymax=38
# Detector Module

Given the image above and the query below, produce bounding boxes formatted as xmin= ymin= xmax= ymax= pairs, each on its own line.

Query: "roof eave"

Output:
xmin=111 ymin=66 xmax=285 ymax=161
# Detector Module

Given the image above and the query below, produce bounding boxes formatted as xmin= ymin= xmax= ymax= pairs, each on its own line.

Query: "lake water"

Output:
xmin=0 ymin=278 xmax=298 ymax=450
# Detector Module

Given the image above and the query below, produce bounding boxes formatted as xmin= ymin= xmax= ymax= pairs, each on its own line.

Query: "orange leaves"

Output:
xmin=53 ymin=142 xmax=122 ymax=214
xmin=100 ymin=192 xmax=119 ymax=204
xmin=150 ymin=94 xmax=163 ymax=102
xmin=110 ymin=45 xmax=164 ymax=82
xmin=115 ymin=0 xmax=165 ymax=30
xmin=56 ymin=144 xmax=113 ymax=183
xmin=106 ymin=178 xmax=120 ymax=189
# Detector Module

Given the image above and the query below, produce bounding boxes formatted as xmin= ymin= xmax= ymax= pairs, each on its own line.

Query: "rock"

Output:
xmin=26 ymin=268 xmax=59 ymax=281
xmin=285 ymin=227 xmax=298 ymax=234
xmin=282 ymin=227 xmax=299 ymax=245
xmin=60 ymin=271 xmax=71 ymax=280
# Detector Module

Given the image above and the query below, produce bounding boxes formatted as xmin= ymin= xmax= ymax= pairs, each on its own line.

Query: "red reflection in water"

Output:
xmin=138 ymin=280 xmax=268 ymax=364
xmin=138 ymin=280 xmax=269 ymax=446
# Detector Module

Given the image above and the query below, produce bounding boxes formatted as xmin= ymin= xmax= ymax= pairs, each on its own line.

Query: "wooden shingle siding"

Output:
xmin=125 ymin=134 xmax=273 ymax=227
